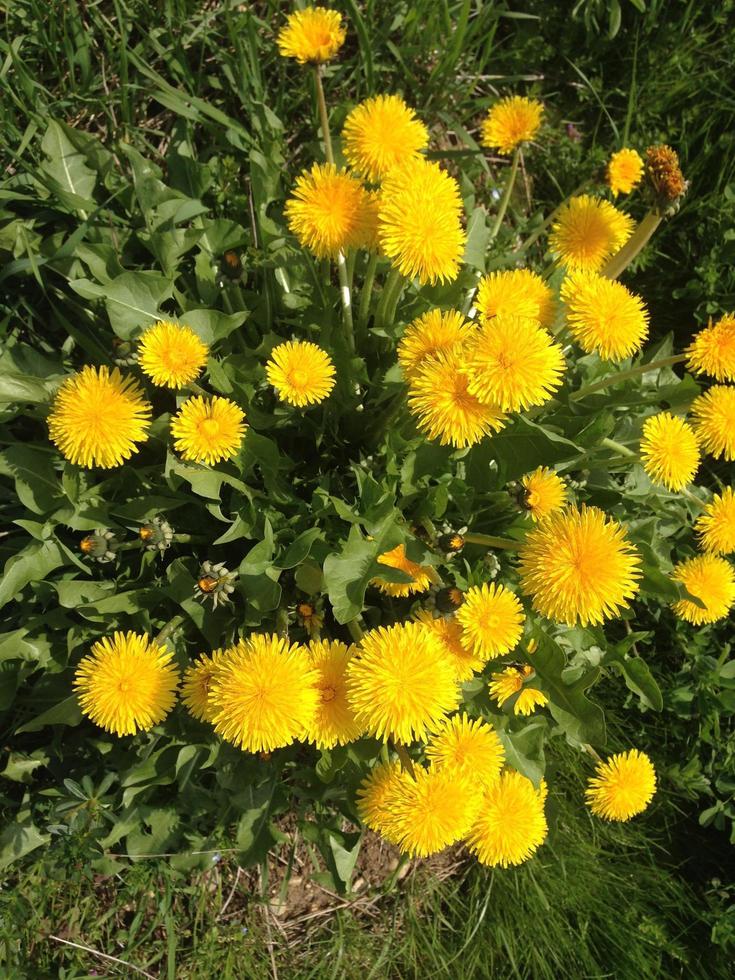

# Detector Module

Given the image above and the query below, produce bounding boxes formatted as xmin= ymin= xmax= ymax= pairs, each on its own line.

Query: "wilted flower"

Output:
xmin=194 ymin=560 xmax=238 ymax=609
xmin=79 ymin=528 xmax=119 ymax=564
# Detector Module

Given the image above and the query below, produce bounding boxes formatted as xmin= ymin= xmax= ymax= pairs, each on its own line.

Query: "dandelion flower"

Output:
xmin=181 ymin=648 xmax=233 ymax=723
xmin=342 ymin=94 xmax=429 ymax=183
xmin=414 ymin=611 xmax=484 ymax=681
xmin=74 ymin=631 xmax=179 ymax=737
xmin=305 ymin=640 xmax=364 ymax=749
xmin=408 ymin=348 xmax=507 ymax=448
xmin=285 ymin=163 xmax=368 ymax=258
xmin=266 ymin=340 xmax=336 ymax=407
xmin=397 ymin=309 xmax=475 ymax=381
xmin=171 ymin=395 xmax=246 ymax=465
xmin=48 ymin=365 xmax=151 ymax=469
xmin=488 ymin=666 xmax=548 ymax=716
xmin=586 ymin=749 xmax=656 ymax=821
xmin=137 ymin=321 xmax=209 ymax=388
xmin=520 ymin=466 xmax=567 ymax=522
xmin=426 ymin=713 xmax=504 ymax=788
xmin=481 ymin=96 xmax=543 ymax=155
xmin=519 ymin=505 xmax=641 ymax=626
xmin=356 ymin=762 xmax=408 ymax=842
xmin=671 ymin=554 xmax=735 ymax=625
xmin=353 ymin=189 xmax=381 ymax=252
xmin=462 ymin=315 xmax=565 ymax=412
xmin=389 ymin=766 xmax=480 ymax=857
xmin=346 ymin=622 xmax=459 ymax=744
xmin=371 ymin=543 xmax=439 ymax=598
xmin=549 ymin=195 xmax=634 ymax=272
xmin=606 ymin=148 xmax=644 ymax=197
xmin=639 ymin=412 xmax=700 ymax=491
xmin=276 ymin=6 xmax=345 ymax=64
xmin=379 ymin=158 xmax=466 ymax=286
xmin=209 ymin=634 xmax=320 ymax=752
xmin=690 ymin=385 xmax=735 ymax=461
xmin=475 ymin=269 xmax=555 ymax=328
xmin=695 ymin=487 xmax=735 ymax=555
xmin=686 ymin=313 xmax=735 ymax=382
xmin=466 ymin=770 xmax=547 ymax=867
xmin=456 ymin=583 xmax=525 ymax=660
xmin=561 ymin=271 xmax=649 ymax=361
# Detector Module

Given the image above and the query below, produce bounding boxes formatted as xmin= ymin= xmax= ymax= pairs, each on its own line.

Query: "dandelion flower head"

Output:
xmin=475 ymin=269 xmax=555 ymax=328
xmin=305 ymin=639 xmax=364 ymax=748
xmin=266 ymin=340 xmax=336 ymax=407
xmin=137 ymin=321 xmax=209 ymax=389
xmin=397 ymin=309 xmax=475 ymax=381
xmin=285 ymin=163 xmax=369 ymax=259
xmin=695 ymin=487 xmax=735 ymax=555
xmin=388 ymin=766 xmax=480 ymax=857
xmin=181 ymin=648 xmax=234 ymax=723
xmin=672 ymin=554 xmax=735 ymax=625
xmin=342 ymin=94 xmax=429 ymax=183
xmin=426 ymin=712 xmax=505 ymax=788
xmin=586 ymin=749 xmax=656 ymax=821
xmin=549 ymin=195 xmax=634 ymax=272
xmin=606 ymin=148 xmax=644 ymax=196
xmin=690 ymin=385 xmax=735 ymax=461
xmin=488 ymin=666 xmax=548 ymax=716
xmin=686 ymin=313 xmax=735 ymax=382
xmin=639 ymin=412 xmax=700 ymax=491
xmin=170 ymin=395 xmax=246 ymax=465
xmin=456 ymin=582 xmax=525 ymax=661
xmin=520 ymin=466 xmax=568 ymax=522
xmin=414 ymin=611 xmax=484 ymax=681
xmin=466 ymin=770 xmax=548 ymax=867
xmin=371 ymin=543 xmax=439 ymax=598
xmin=276 ymin=6 xmax=345 ymax=64
xmin=481 ymin=96 xmax=543 ymax=155
xmin=561 ymin=271 xmax=649 ymax=361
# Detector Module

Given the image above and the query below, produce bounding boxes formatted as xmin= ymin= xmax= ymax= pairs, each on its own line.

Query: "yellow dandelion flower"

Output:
xmin=520 ymin=466 xmax=568 ymax=522
xmin=353 ymin=189 xmax=381 ymax=252
xmin=137 ymin=321 xmax=209 ymax=389
xmin=549 ymin=195 xmax=634 ymax=272
xmin=345 ymin=622 xmax=459 ymax=744
xmin=285 ymin=163 xmax=368 ymax=259
xmin=560 ymin=271 xmax=649 ymax=361
xmin=414 ymin=611 xmax=484 ymax=681
xmin=276 ymin=6 xmax=345 ymax=64
xmin=481 ymin=96 xmax=543 ymax=155
xmin=586 ymin=749 xmax=656 ymax=821
xmin=488 ymin=666 xmax=548 ymax=716
xmin=371 ymin=543 xmax=439 ymax=598
xmin=466 ymin=770 xmax=548 ymax=867
xmin=462 ymin=315 xmax=565 ymax=412
xmin=397 ymin=309 xmax=475 ymax=381
xmin=695 ymin=487 xmax=735 ymax=555
xmin=425 ymin=712 xmax=504 ymax=788
xmin=456 ymin=583 xmax=525 ymax=661
xmin=209 ymin=634 xmax=320 ymax=752
xmin=74 ymin=631 xmax=179 ymax=737
xmin=356 ymin=761 xmax=409 ymax=842
xmin=305 ymin=639 xmax=364 ymax=749
xmin=48 ymin=365 xmax=151 ymax=469
xmin=475 ymin=269 xmax=555 ymax=328
xmin=389 ymin=766 xmax=480 ymax=857
xmin=342 ymin=94 xmax=429 ymax=183
xmin=181 ymin=648 xmax=233 ymax=723
xmin=606 ymin=148 xmax=644 ymax=197
xmin=672 ymin=554 xmax=735 ymax=625
xmin=639 ymin=412 xmax=700 ymax=491
xmin=379 ymin=158 xmax=466 ymax=286
xmin=686 ymin=313 xmax=735 ymax=382
xmin=690 ymin=385 xmax=735 ymax=461
xmin=265 ymin=340 xmax=336 ymax=407
xmin=170 ymin=395 xmax=246 ymax=465
xmin=519 ymin=505 xmax=641 ymax=626
xmin=408 ymin=348 xmax=507 ymax=448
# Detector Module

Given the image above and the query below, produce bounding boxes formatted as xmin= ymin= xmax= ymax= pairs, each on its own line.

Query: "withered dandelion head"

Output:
xmin=586 ymin=749 xmax=656 ymax=821
xmin=639 ymin=412 xmax=700 ymax=491
xmin=671 ymin=554 xmax=735 ymax=625
xmin=276 ymin=6 xmax=345 ymax=64
xmin=549 ymin=195 xmax=634 ymax=272
xmin=379 ymin=158 xmax=466 ymax=286
xmin=137 ymin=321 xmax=209 ymax=389
xmin=456 ymin=582 xmax=525 ymax=661
xmin=345 ymin=622 xmax=459 ymax=744
xmin=519 ymin=505 xmax=641 ymax=626
xmin=266 ymin=340 xmax=336 ymax=407
xmin=481 ymin=96 xmax=543 ymax=155
xmin=74 ymin=631 xmax=179 ymax=736
xmin=561 ymin=271 xmax=649 ymax=361
xmin=48 ymin=366 xmax=151 ymax=469
xmin=645 ymin=144 xmax=687 ymax=207
xmin=606 ymin=148 xmax=644 ymax=197
xmin=342 ymin=94 xmax=429 ymax=182
xmin=170 ymin=395 xmax=246 ymax=465
xmin=466 ymin=770 xmax=548 ymax=867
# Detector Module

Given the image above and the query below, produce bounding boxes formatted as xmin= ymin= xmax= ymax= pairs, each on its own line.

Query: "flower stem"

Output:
xmin=346 ymin=619 xmax=364 ymax=643
xmin=313 ymin=65 xmax=334 ymax=163
xmin=601 ymin=210 xmax=663 ymax=280
xmin=154 ymin=613 xmax=186 ymax=647
xmin=571 ymin=354 xmax=686 ymax=400
xmin=463 ymin=532 xmax=521 ymax=550
xmin=375 ymin=267 xmax=405 ymax=329
xmin=489 ymin=146 xmax=520 ymax=241
xmin=393 ymin=742 xmax=416 ymax=779
xmin=358 ymin=252 xmax=379 ymax=328
xmin=600 ymin=437 xmax=637 ymax=459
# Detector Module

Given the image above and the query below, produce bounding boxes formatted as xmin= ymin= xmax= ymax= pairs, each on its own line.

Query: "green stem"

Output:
xmin=346 ymin=250 xmax=357 ymax=290
xmin=187 ymin=380 xmax=210 ymax=398
xmin=375 ymin=267 xmax=405 ymax=329
xmin=358 ymin=252 xmax=379 ymax=328
xmin=571 ymin=354 xmax=686 ymax=401
xmin=600 ymin=437 xmax=637 ymax=459
xmin=489 ymin=147 xmax=520 ymax=241
xmin=313 ymin=65 xmax=334 ymax=163
xmin=393 ymin=742 xmax=416 ymax=779
xmin=601 ymin=210 xmax=663 ymax=280
xmin=346 ymin=619 xmax=365 ymax=643
xmin=154 ymin=614 xmax=185 ymax=647
xmin=463 ymin=532 xmax=521 ymax=550
xmin=681 ymin=487 xmax=706 ymax=509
